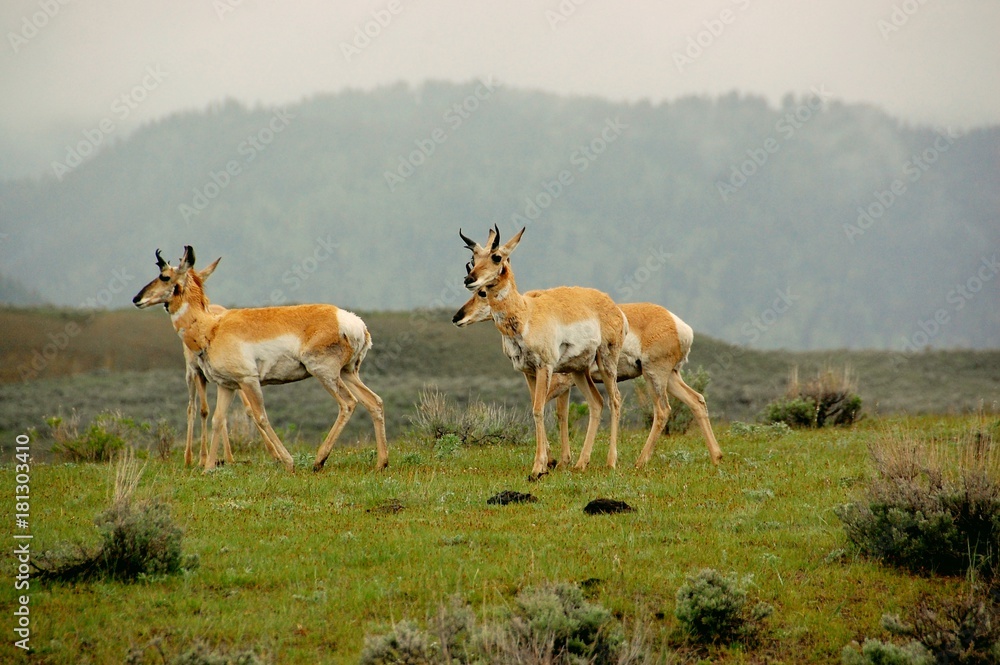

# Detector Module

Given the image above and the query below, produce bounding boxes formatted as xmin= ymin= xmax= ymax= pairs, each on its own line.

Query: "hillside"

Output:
xmin=0 ymin=84 xmax=997 ymax=350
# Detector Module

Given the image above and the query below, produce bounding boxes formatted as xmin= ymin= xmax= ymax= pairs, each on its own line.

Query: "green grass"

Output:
xmin=0 ymin=417 xmax=977 ymax=664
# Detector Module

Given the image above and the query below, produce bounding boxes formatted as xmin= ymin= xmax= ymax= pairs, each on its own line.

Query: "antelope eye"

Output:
xmin=158 ymin=274 xmax=170 ymax=282
xmin=491 ymin=254 xmax=501 ymax=264
xmin=478 ymin=290 xmax=487 ymax=298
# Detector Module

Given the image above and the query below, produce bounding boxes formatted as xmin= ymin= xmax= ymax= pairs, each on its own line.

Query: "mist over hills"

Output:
xmin=1 ymin=82 xmax=997 ymax=350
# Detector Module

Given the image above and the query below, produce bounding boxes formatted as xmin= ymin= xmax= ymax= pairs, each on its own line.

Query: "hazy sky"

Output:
xmin=2 ymin=0 xmax=999 ymax=177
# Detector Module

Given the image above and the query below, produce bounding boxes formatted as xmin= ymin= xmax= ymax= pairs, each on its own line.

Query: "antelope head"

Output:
xmin=132 ymin=246 xmax=219 ymax=309
xmin=452 ymin=285 xmax=494 ymax=327
xmin=462 ymin=225 xmax=524 ymax=290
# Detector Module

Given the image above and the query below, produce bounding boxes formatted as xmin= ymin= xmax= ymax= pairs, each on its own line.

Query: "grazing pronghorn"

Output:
xmin=454 ymin=287 xmax=723 ymax=467
xmin=133 ymin=246 xmax=388 ymax=472
xmin=454 ymin=227 xmax=626 ymax=479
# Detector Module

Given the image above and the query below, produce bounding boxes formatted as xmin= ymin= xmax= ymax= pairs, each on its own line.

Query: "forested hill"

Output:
xmin=1 ymin=82 xmax=997 ymax=350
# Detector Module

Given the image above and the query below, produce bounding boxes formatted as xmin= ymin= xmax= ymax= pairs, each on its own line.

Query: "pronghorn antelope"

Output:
xmin=176 ymin=257 xmax=254 ymax=468
xmin=132 ymin=246 xmax=388 ymax=472
xmin=453 ymin=287 xmax=723 ymax=467
xmin=454 ymin=227 xmax=626 ymax=479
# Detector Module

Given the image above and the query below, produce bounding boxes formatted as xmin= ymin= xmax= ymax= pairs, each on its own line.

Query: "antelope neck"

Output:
xmin=486 ymin=272 xmax=527 ymax=336
xmin=168 ymin=282 xmax=214 ymax=354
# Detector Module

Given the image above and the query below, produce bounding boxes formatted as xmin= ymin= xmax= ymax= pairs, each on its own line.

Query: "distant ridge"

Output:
xmin=0 ymin=84 xmax=996 ymax=349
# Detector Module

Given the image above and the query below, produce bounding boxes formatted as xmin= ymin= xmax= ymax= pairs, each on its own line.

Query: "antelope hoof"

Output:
xmin=527 ymin=470 xmax=549 ymax=482
xmin=547 ymin=458 xmax=559 ymax=470
xmin=312 ymin=461 xmax=325 ymax=473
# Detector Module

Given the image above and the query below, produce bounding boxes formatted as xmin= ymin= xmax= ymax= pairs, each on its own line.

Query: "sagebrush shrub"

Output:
xmin=126 ymin=639 xmax=268 ymax=665
xmin=884 ymin=589 xmax=1000 ymax=664
xmin=843 ymin=585 xmax=1000 ymax=665
xmin=35 ymin=498 xmax=194 ymax=583
xmin=47 ymin=410 xmax=168 ymax=462
xmin=360 ymin=620 xmax=436 ymax=665
xmin=360 ymin=583 xmax=640 ymax=664
xmin=35 ymin=452 xmax=195 ymax=582
xmin=673 ymin=568 xmax=772 ymax=644
xmin=840 ymin=638 xmax=933 ymax=665
xmin=762 ymin=396 xmax=818 ymax=428
xmin=835 ymin=428 xmax=1000 ymax=577
xmin=408 ymin=387 xmax=530 ymax=446
xmin=762 ymin=367 xmax=862 ymax=428
xmin=510 ymin=583 xmax=624 ymax=664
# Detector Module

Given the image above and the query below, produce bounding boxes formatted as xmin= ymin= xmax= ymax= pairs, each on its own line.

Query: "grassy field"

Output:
xmin=1 ymin=306 xmax=997 ymax=662
xmin=3 ymin=416 xmax=987 ymax=663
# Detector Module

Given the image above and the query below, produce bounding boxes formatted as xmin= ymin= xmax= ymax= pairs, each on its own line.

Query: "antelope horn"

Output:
xmin=459 ymin=228 xmax=479 ymax=251
xmin=155 ymin=249 xmax=167 ymax=269
xmin=490 ymin=223 xmax=501 ymax=251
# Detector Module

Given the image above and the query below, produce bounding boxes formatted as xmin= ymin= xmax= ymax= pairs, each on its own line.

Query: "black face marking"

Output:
xmin=478 ymin=290 xmax=487 ymax=298
xmin=491 ymin=254 xmax=501 ymax=264
xmin=158 ymin=274 xmax=170 ymax=282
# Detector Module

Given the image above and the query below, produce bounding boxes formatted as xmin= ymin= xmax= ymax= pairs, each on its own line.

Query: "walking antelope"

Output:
xmin=453 ymin=287 xmax=723 ymax=467
xmin=175 ymin=257 xmax=254 ymax=468
xmin=132 ymin=246 xmax=388 ymax=472
xmin=454 ymin=227 xmax=626 ymax=479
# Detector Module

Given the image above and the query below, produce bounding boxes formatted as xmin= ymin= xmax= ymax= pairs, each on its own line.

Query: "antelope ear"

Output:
xmin=199 ymin=257 xmax=222 ymax=281
xmin=500 ymin=227 xmax=525 ymax=255
xmin=179 ymin=245 xmax=196 ymax=271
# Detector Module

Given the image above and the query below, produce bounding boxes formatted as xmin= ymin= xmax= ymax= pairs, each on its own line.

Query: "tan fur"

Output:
xmin=552 ymin=303 xmax=723 ymax=467
xmin=133 ymin=246 xmax=387 ymax=473
xmin=454 ymin=293 xmax=723 ymax=467
xmin=454 ymin=228 xmax=626 ymax=479
xmin=178 ymin=258 xmax=255 ymax=468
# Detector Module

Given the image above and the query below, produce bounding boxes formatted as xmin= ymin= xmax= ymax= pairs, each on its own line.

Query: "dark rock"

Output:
xmin=487 ymin=490 xmax=539 ymax=506
xmin=583 ymin=498 xmax=634 ymax=515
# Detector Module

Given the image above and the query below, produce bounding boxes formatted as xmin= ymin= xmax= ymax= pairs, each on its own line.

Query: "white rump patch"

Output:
xmin=670 ymin=311 xmax=694 ymax=365
xmin=337 ymin=309 xmax=369 ymax=347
